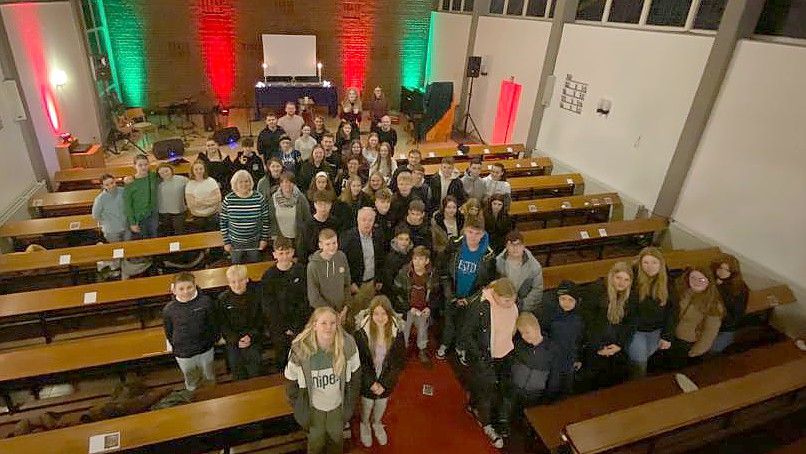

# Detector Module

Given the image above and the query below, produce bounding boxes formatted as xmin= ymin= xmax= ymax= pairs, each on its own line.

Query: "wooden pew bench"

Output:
xmin=522 ymin=218 xmax=667 ymax=266
xmin=54 ymin=162 xmax=193 ymax=191
xmin=563 ymin=355 xmax=806 ymax=453
xmin=510 ymin=193 xmax=622 ymax=229
xmin=0 ymin=215 xmax=102 ymax=250
xmin=508 ymin=173 xmax=584 ymax=200
xmin=30 ymin=189 xmax=99 ymax=217
xmin=0 ymin=262 xmax=273 ymax=344
xmin=526 ymin=340 xmax=806 ymax=453
xmin=0 ymin=231 xmax=224 ymax=291
xmin=397 ymin=143 xmax=524 ymax=164
xmin=0 ymin=377 xmax=299 ymax=453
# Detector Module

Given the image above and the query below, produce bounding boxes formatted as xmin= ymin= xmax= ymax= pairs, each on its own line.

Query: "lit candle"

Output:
xmin=317 ymin=62 xmax=323 ymax=83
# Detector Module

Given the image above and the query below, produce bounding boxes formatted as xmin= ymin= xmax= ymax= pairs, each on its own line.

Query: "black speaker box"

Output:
xmin=213 ymin=126 xmax=241 ymax=145
xmin=466 ymin=56 xmax=482 ymax=78
xmin=152 ymin=138 xmax=185 ymax=160
xmin=400 ymin=86 xmax=425 ymax=116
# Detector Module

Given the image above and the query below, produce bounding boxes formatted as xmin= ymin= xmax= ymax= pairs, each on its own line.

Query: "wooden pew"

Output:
xmin=0 ymin=380 xmax=294 ymax=453
xmin=509 ymin=173 xmax=584 ymax=200
xmin=0 ymin=262 xmax=273 ymax=343
xmin=510 ymin=193 xmax=622 ymax=228
xmin=30 ymin=189 xmax=99 ymax=217
xmin=397 ymin=143 xmax=523 ymax=164
xmin=0 ymin=214 xmax=99 ymax=240
xmin=526 ymin=340 xmax=806 ymax=452
xmin=422 ymin=156 xmax=553 ymax=176
xmin=522 ymin=218 xmax=667 ymax=266
xmin=53 ymin=162 xmax=193 ymax=191
xmin=0 ymin=231 xmax=223 ymax=279
xmin=563 ymin=356 xmax=806 ymax=453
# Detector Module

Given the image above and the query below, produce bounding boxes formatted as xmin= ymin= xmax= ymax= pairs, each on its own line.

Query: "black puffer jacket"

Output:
xmin=353 ymin=309 xmax=406 ymax=399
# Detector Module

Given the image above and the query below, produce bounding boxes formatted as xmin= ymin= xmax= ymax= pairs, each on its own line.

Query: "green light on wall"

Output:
xmin=399 ymin=1 xmax=432 ymax=89
xmin=101 ymin=0 xmax=146 ymax=106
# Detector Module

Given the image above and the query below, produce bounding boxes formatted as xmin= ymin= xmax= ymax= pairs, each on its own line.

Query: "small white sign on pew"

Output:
xmin=88 ymin=431 xmax=121 ymax=453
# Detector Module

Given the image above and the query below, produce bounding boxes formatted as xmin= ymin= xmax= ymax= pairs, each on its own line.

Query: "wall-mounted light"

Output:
xmin=50 ymin=69 xmax=67 ymax=88
xmin=261 ymin=62 xmax=268 ymax=69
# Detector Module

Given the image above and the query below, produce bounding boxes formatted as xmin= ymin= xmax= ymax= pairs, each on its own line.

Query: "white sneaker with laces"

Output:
xmin=483 ymin=424 xmax=504 ymax=449
xmin=436 ymin=344 xmax=448 ymax=360
xmin=373 ymin=423 xmax=388 ymax=445
xmin=359 ymin=422 xmax=372 ymax=447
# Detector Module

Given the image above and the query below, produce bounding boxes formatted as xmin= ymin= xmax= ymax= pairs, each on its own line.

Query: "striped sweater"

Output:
xmin=219 ymin=191 xmax=269 ymax=246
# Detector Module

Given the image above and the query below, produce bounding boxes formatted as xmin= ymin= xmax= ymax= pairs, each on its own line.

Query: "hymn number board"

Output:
xmin=560 ymin=74 xmax=587 ymax=115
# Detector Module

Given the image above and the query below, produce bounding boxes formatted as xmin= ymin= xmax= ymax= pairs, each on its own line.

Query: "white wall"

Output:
xmin=1 ymin=2 xmax=101 ymax=178
xmin=674 ymin=40 xmax=806 ymax=336
xmin=0 ymin=64 xmax=38 ymax=218
xmin=426 ymin=11 xmax=472 ymax=102
xmin=537 ymin=24 xmax=713 ymax=208
xmin=470 ymin=16 xmax=551 ymax=144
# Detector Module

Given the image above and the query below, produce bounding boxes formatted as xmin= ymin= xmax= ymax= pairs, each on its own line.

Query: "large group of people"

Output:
xmin=89 ymin=90 xmax=750 ymax=453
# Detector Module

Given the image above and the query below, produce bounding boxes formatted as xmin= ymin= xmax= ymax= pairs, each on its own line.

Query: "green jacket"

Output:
xmin=123 ymin=171 xmax=159 ymax=225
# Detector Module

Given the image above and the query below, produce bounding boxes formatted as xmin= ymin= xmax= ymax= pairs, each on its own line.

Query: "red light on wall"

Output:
xmin=43 ymin=87 xmax=60 ymax=132
xmin=339 ymin=0 xmax=376 ymax=91
xmin=195 ymin=0 xmax=236 ymax=106
xmin=492 ymin=79 xmax=522 ymax=144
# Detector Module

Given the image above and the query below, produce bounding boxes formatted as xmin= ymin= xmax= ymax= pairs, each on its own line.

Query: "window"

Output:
xmin=576 ymin=0 xmax=607 ymax=21
xmin=507 ymin=0 xmax=526 ymax=15
xmin=609 ymin=0 xmax=643 ymax=24
xmin=490 ymin=0 xmax=505 ymax=14
xmin=451 ymin=0 xmax=462 ymax=11
xmin=647 ymin=0 xmax=693 ymax=26
xmin=526 ymin=0 xmax=549 ymax=17
xmin=464 ymin=0 xmax=475 ymax=12
xmin=694 ymin=0 xmax=727 ymax=30
xmin=442 ymin=0 xmax=450 ymax=11
xmin=756 ymin=0 xmax=806 ymax=39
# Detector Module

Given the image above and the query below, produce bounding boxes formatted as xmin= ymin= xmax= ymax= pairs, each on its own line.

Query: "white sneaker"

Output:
xmin=372 ymin=423 xmax=388 ymax=446
xmin=343 ymin=422 xmax=351 ymax=439
xmin=483 ymin=424 xmax=504 ymax=449
xmin=457 ymin=349 xmax=468 ymax=366
xmin=359 ymin=422 xmax=372 ymax=447
xmin=436 ymin=344 xmax=448 ymax=360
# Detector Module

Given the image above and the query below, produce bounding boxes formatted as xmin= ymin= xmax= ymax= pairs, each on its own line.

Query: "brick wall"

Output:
xmin=106 ymin=0 xmax=433 ymax=110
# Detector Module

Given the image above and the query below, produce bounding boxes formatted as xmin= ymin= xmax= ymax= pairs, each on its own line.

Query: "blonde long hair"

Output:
xmin=635 ymin=247 xmax=669 ymax=306
xmin=291 ymin=307 xmax=348 ymax=376
xmin=367 ymin=296 xmax=396 ymax=353
xmin=606 ymin=262 xmax=633 ymax=324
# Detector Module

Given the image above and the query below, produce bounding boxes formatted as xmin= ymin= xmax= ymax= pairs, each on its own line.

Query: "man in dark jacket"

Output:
xmin=539 ymin=280 xmax=584 ymax=396
xmin=261 ymin=237 xmax=310 ymax=370
xmin=163 ymin=272 xmax=219 ymax=391
xmin=436 ymin=218 xmax=496 ymax=364
xmin=428 ymin=157 xmax=466 ymax=213
xmin=256 ymin=114 xmax=286 ymax=160
xmin=340 ymin=207 xmax=385 ymax=326
xmin=217 ymin=265 xmax=264 ymax=380
xmin=395 ymin=199 xmax=432 ymax=249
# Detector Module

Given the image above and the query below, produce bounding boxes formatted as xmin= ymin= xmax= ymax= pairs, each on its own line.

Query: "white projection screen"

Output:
xmin=262 ymin=34 xmax=317 ymax=77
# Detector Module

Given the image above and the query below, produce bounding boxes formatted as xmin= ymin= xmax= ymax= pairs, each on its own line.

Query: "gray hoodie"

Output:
xmin=461 ymin=171 xmax=486 ymax=201
xmin=306 ymin=250 xmax=351 ymax=310
xmin=495 ymin=248 xmax=544 ymax=314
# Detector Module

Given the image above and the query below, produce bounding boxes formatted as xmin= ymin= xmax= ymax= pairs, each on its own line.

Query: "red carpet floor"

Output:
xmin=349 ymin=349 xmax=499 ymax=453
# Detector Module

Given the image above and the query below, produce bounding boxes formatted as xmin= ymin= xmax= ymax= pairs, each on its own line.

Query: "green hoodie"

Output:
xmin=123 ymin=171 xmax=159 ymax=225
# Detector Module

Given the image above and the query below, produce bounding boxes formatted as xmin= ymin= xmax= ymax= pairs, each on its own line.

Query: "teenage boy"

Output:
xmin=496 ymin=230 xmax=544 ymax=314
xmin=92 ymin=173 xmax=129 ymax=242
xmin=228 ymin=137 xmax=265 ymax=183
xmin=163 ymin=273 xmax=219 ymax=391
xmin=257 ymin=114 xmax=286 ymax=160
xmin=298 ymin=191 xmax=341 ymax=263
xmin=382 ymin=226 xmax=412 ymax=298
xmin=389 ymin=172 xmax=420 ymax=227
xmin=216 ymin=265 xmax=264 ymax=380
xmin=373 ymin=188 xmax=394 ymax=253
xmin=340 ymin=208 xmax=385 ymax=321
xmin=428 ymin=157 xmax=465 ymax=211
xmin=124 ymin=154 xmax=159 ymax=239
xmin=321 ymin=133 xmax=343 ymax=175
xmin=461 ymin=157 xmax=486 ymax=201
xmin=274 ymin=135 xmax=302 ymax=174
xmin=276 ymin=101 xmax=305 ymax=141
xmin=307 ymin=228 xmax=352 ymax=322
xmin=261 ymin=237 xmax=309 ymax=370
xmin=539 ymin=280 xmax=584 ymax=397
xmin=437 ymin=218 xmax=495 ymax=363
xmin=397 ymin=199 xmax=432 ymax=249
xmin=394 ymin=246 xmax=437 ymax=364
xmin=390 ymin=149 xmax=422 ymax=192
xmin=409 ymin=164 xmax=433 ymax=212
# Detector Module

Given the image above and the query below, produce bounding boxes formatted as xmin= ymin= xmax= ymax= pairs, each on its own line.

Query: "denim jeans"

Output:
xmin=175 ymin=347 xmax=216 ymax=391
xmin=627 ymin=329 xmax=661 ymax=376
xmin=230 ymin=248 xmax=263 ymax=264
xmin=104 ymin=230 xmax=131 ymax=243
xmin=710 ymin=331 xmax=735 ymax=353
xmin=133 ymin=211 xmax=159 ymax=239
xmin=225 ymin=342 xmax=263 ymax=380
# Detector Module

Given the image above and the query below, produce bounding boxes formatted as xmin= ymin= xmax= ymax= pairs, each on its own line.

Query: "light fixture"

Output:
xmin=261 ymin=62 xmax=268 ymax=69
xmin=322 ymin=80 xmax=332 ymax=88
xmin=50 ymin=69 xmax=68 ymax=88
xmin=255 ymin=81 xmax=266 ymax=88
xmin=316 ymin=62 xmax=323 ymax=70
